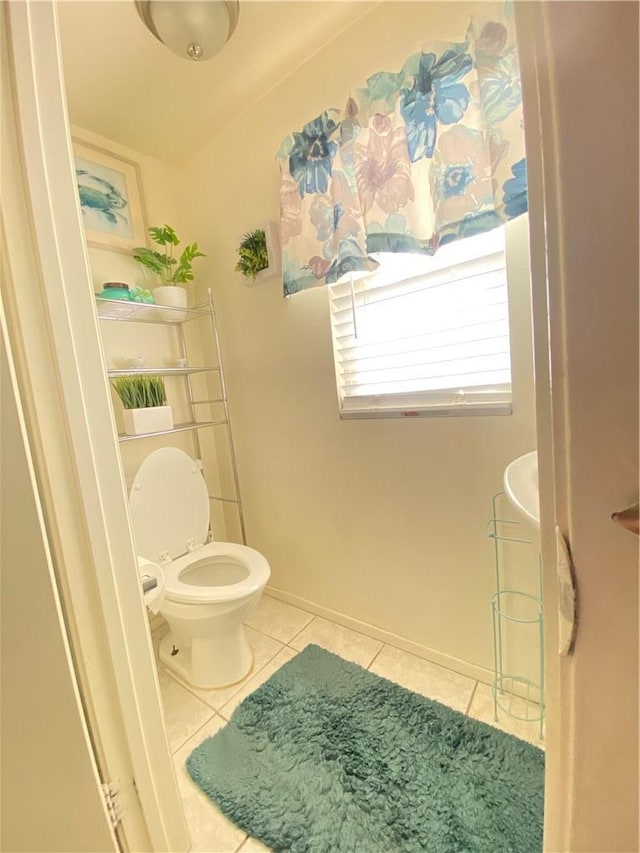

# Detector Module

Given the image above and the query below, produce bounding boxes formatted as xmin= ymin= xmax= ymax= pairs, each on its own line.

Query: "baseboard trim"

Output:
xmin=265 ymin=585 xmax=494 ymax=686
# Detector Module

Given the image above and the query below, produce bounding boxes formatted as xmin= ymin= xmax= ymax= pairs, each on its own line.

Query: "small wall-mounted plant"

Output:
xmin=112 ymin=375 xmax=167 ymax=408
xmin=235 ymin=229 xmax=269 ymax=280
xmin=235 ymin=222 xmax=280 ymax=284
xmin=111 ymin=375 xmax=173 ymax=435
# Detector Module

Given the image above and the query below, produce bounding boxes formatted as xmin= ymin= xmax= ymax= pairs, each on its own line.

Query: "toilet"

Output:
xmin=129 ymin=447 xmax=270 ymax=688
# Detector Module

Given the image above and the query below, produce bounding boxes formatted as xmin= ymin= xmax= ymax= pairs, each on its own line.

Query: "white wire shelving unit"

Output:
xmin=486 ymin=492 xmax=545 ymax=740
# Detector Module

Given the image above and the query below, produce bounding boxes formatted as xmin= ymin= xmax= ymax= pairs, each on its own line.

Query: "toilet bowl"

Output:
xmin=129 ymin=447 xmax=270 ymax=688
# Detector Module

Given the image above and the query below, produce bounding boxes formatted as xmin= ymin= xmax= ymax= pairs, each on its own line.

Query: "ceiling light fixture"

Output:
xmin=135 ymin=1 xmax=239 ymax=62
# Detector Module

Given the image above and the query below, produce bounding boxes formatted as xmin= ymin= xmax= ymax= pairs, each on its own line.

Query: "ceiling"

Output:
xmin=58 ymin=0 xmax=378 ymax=163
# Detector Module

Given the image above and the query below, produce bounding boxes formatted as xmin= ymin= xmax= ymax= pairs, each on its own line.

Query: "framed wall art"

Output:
xmin=72 ymin=140 xmax=147 ymax=253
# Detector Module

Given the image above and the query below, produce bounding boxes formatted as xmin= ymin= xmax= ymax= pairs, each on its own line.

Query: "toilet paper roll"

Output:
xmin=137 ymin=556 xmax=165 ymax=614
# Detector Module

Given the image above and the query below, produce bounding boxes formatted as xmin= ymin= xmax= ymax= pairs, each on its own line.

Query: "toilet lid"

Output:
xmin=129 ymin=447 xmax=209 ymax=563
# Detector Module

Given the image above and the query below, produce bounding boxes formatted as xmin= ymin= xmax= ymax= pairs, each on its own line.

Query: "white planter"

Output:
xmin=122 ymin=405 xmax=173 ymax=436
xmin=153 ymin=286 xmax=187 ymax=322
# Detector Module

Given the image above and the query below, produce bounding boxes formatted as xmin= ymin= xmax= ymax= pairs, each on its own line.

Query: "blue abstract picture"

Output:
xmin=75 ymin=156 xmax=134 ymax=239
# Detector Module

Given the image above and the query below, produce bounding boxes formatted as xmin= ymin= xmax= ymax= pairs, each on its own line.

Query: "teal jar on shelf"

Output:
xmin=99 ymin=282 xmax=131 ymax=301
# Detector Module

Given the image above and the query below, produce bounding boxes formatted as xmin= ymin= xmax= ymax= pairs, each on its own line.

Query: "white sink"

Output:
xmin=504 ymin=451 xmax=540 ymax=528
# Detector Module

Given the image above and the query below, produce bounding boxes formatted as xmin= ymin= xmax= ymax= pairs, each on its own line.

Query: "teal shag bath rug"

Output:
xmin=187 ymin=644 xmax=544 ymax=853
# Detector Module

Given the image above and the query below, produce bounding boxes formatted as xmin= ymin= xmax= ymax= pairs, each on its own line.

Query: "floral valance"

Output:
xmin=276 ymin=5 xmax=527 ymax=297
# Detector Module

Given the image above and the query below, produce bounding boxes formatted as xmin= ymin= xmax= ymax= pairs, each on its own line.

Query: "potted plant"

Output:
xmin=133 ymin=225 xmax=206 ymax=318
xmin=112 ymin=375 xmax=173 ymax=435
xmin=235 ymin=222 xmax=280 ymax=283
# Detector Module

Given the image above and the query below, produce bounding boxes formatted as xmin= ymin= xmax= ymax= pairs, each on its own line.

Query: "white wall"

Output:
xmin=175 ymin=1 xmax=537 ymax=675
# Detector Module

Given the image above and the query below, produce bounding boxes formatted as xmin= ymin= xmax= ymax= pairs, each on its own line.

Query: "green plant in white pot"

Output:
xmin=112 ymin=375 xmax=173 ymax=435
xmin=133 ymin=225 xmax=206 ymax=319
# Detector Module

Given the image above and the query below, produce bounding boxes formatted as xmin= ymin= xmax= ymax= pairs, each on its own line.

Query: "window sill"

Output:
xmin=339 ymin=402 xmax=513 ymax=420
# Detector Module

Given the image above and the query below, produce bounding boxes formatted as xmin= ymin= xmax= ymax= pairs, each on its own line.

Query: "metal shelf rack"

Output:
xmin=486 ymin=492 xmax=544 ymax=740
xmin=96 ymin=297 xmax=211 ymax=324
xmin=97 ymin=289 xmax=246 ymax=544
xmin=116 ymin=420 xmax=227 ymax=442
xmin=107 ymin=366 xmax=218 ymax=378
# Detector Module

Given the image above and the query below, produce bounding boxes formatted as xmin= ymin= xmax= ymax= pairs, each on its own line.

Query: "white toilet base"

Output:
xmin=159 ymin=624 xmax=253 ymax=689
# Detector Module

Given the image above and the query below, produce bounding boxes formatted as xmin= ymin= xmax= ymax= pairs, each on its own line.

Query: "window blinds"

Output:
xmin=328 ymin=227 xmax=512 ymax=418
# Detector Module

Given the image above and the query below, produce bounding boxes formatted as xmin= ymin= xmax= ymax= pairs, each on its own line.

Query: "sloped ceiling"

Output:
xmin=58 ymin=0 xmax=378 ymax=163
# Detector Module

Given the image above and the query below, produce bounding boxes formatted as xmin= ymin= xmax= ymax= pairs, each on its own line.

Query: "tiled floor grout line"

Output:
xmin=241 ymin=639 xmax=287 ymax=682
xmin=171 ymin=707 xmax=219 ymax=756
xmin=366 ymin=643 xmax=386 ymax=670
xmin=242 ymin=607 xmax=316 ymax=649
xmin=464 ymin=680 xmax=479 ymax=716
xmin=285 ymin=612 xmax=317 ymax=646
xmin=241 ymin=623 xmax=281 ymax=642
xmin=242 ymin=621 xmax=290 ymax=645
xmin=233 ymin=835 xmax=250 ymax=853
xmin=161 ymin=664 xmax=232 ymax=717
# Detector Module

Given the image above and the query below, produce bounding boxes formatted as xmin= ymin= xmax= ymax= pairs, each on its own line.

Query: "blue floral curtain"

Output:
xmin=276 ymin=5 xmax=527 ymax=297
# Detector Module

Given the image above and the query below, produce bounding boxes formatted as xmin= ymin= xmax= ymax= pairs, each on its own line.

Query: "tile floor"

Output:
xmin=153 ymin=594 xmax=544 ymax=853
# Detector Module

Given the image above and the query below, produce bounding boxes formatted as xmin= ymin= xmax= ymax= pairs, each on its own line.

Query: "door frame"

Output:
xmin=3 ymin=3 xmax=189 ymax=850
xmin=513 ymin=3 xmax=564 ymax=848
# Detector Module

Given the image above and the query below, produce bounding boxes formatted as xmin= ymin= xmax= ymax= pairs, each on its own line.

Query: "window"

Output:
xmin=328 ymin=227 xmax=512 ymax=419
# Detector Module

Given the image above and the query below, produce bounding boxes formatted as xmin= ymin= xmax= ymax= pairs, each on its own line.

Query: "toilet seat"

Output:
xmin=129 ymin=446 xmax=210 ymax=564
xmin=164 ymin=542 xmax=270 ymax=604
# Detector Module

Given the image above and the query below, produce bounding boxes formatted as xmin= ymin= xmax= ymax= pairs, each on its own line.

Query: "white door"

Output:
xmin=1 ymin=303 xmax=118 ymax=852
xmin=517 ymin=3 xmax=639 ymax=850
xmin=2 ymin=3 xmax=190 ymax=851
